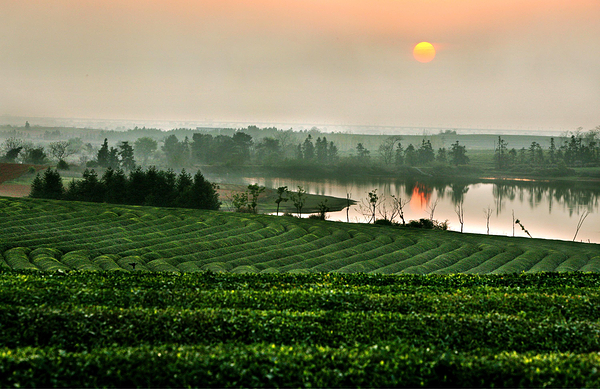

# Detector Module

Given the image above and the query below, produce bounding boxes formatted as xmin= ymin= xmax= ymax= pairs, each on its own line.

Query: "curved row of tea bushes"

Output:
xmin=1 ymin=197 xmax=599 ymax=274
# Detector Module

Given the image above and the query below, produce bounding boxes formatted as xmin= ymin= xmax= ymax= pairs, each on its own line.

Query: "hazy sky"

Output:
xmin=1 ymin=0 xmax=599 ymax=130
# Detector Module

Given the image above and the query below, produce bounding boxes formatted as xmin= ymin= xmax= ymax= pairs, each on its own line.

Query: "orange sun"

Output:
xmin=413 ymin=42 xmax=436 ymax=63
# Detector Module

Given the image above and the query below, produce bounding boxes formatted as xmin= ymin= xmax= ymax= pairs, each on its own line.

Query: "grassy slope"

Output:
xmin=0 ymin=196 xmax=598 ymax=274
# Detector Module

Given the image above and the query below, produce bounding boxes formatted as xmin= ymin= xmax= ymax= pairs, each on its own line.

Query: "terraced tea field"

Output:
xmin=0 ymin=196 xmax=598 ymax=274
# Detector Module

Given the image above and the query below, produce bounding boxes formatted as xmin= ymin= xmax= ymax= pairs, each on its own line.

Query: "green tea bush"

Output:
xmin=433 ymin=245 xmax=504 ymax=274
xmin=177 ymin=261 xmax=202 ymax=273
xmin=556 ymin=254 xmax=589 ymax=273
xmin=492 ymin=249 xmax=548 ymax=274
xmin=118 ymin=256 xmax=149 ymax=272
xmin=146 ymin=259 xmax=181 ymax=273
xmin=465 ymin=247 xmax=524 ymax=274
xmin=526 ymin=251 xmax=568 ymax=273
xmin=93 ymin=255 xmax=124 ymax=271
xmin=2 ymin=344 xmax=600 ymax=388
xmin=4 ymin=248 xmax=37 ymax=271
xmin=396 ymin=241 xmax=462 ymax=273
xmin=61 ymin=250 xmax=100 ymax=271
xmin=403 ymin=244 xmax=479 ymax=274
xmin=580 ymin=256 xmax=600 ymax=272
xmin=311 ymin=236 xmax=414 ymax=273
xmin=0 ymin=253 xmax=9 ymax=269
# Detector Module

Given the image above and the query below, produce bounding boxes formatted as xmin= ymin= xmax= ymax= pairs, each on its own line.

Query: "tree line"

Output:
xmin=494 ymin=130 xmax=600 ymax=170
xmin=30 ymin=167 xmax=221 ymax=210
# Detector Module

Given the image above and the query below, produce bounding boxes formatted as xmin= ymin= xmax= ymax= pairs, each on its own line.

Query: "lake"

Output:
xmin=206 ymin=173 xmax=600 ymax=244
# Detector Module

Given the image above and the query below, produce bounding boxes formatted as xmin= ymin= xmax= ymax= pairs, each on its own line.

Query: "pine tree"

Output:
xmin=97 ymin=139 xmax=109 ymax=168
xmin=118 ymin=141 xmax=136 ymax=171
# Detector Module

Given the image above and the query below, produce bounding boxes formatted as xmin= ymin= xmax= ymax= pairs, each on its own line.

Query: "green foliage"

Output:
xmin=29 ymin=168 xmax=64 ymax=199
xmin=2 ymin=271 xmax=600 ymax=387
xmin=31 ymin=167 xmax=220 ymax=210
xmin=450 ymin=140 xmax=470 ymax=165
xmin=231 ymin=191 xmax=249 ymax=212
xmin=407 ymin=218 xmax=448 ymax=230
xmin=22 ymin=147 xmax=47 ymax=165
xmin=274 ymin=185 xmax=289 ymax=216
xmin=56 ymin=159 xmax=69 ymax=170
xmin=289 ymin=186 xmax=307 ymax=217
xmin=1 ymin=197 xmax=599 ymax=278
xmin=118 ymin=141 xmax=136 ymax=171
xmin=133 ymin=136 xmax=157 ymax=166
xmin=247 ymin=183 xmax=266 ymax=213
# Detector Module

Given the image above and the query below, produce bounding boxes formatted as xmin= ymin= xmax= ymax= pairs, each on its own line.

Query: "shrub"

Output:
xmin=56 ymin=159 xmax=69 ymax=170
xmin=407 ymin=218 xmax=448 ymax=230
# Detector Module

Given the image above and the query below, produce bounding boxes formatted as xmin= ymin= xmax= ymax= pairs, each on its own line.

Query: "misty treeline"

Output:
xmin=0 ymin=136 xmax=93 ymax=167
xmin=0 ymin=124 xmax=471 ymax=171
xmin=4 ymin=123 xmax=600 ymax=178
xmin=494 ymin=129 xmax=600 ymax=173
xmin=29 ymin=167 xmax=221 ymax=210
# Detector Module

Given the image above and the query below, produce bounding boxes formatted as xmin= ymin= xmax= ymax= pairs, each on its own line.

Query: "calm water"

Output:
xmin=207 ymin=173 xmax=600 ymax=244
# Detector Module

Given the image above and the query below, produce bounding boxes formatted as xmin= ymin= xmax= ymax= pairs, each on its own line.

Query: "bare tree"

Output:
xmin=346 ymin=192 xmax=352 ymax=223
xmin=377 ymin=196 xmax=395 ymax=222
xmin=455 ymin=201 xmax=465 ymax=233
xmin=377 ymin=136 xmax=403 ymax=165
xmin=1 ymin=137 xmax=24 ymax=153
xmin=573 ymin=210 xmax=591 ymax=242
xmin=289 ymin=186 xmax=307 ymax=217
xmin=345 ymin=184 xmax=354 ymax=223
xmin=428 ymin=198 xmax=439 ymax=221
xmin=275 ymin=129 xmax=295 ymax=153
xmin=391 ymin=195 xmax=410 ymax=225
xmin=483 ymin=206 xmax=493 ymax=235
xmin=512 ymin=210 xmax=515 ymax=237
xmin=48 ymin=141 xmax=76 ymax=162
xmin=359 ymin=189 xmax=383 ymax=223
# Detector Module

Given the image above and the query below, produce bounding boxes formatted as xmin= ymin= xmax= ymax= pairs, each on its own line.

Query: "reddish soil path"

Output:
xmin=0 ymin=183 xmax=30 ymax=197
xmin=0 ymin=163 xmax=46 ymax=198
xmin=0 ymin=163 xmax=46 ymax=184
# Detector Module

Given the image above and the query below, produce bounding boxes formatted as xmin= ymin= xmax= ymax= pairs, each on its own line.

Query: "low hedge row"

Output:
xmin=2 ymin=305 xmax=599 ymax=353
xmin=1 ymin=344 xmax=600 ymax=388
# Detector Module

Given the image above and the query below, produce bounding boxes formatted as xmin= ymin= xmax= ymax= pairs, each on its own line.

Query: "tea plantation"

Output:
xmin=3 ymin=271 xmax=600 ymax=387
xmin=2 ymin=196 xmax=600 ymax=387
xmin=1 ymin=197 xmax=598 ymax=274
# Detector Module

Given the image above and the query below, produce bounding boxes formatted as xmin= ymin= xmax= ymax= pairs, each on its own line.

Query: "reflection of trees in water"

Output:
xmin=410 ymin=182 xmax=433 ymax=209
xmin=243 ymin=175 xmax=599 ymax=223
xmin=492 ymin=182 xmax=599 ymax=216
xmin=449 ymin=182 xmax=469 ymax=204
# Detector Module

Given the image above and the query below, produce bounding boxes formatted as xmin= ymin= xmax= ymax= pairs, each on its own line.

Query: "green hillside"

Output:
xmin=1 ymin=196 xmax=598 ymax=274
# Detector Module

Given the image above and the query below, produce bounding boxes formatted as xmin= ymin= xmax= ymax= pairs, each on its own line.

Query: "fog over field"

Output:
xmin=1 ymin=0 xmax=599 ymax=132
